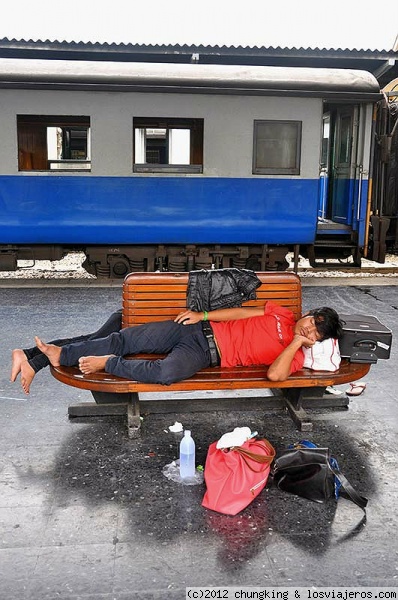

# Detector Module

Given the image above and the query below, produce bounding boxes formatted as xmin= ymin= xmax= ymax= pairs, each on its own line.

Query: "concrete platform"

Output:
xmin=1 ymin=283 xmax=397 ymax=599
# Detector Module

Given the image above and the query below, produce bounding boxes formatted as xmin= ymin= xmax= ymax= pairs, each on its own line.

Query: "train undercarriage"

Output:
xmin=0 ymin=243 xmax=294 ymax=278
xmin=0 ymin=239 xmax=372 ymax=278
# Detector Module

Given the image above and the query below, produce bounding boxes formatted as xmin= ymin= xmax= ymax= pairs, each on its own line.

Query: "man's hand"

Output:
xmin=267 ymin=335 xmax=314 ymax=382
xmin=293 ymin=333 xmax=316 ymax=348
xmin=174 ymin=310 xmax=203 ymax=325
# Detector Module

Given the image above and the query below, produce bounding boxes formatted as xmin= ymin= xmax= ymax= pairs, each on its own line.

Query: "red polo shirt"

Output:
xmin=211 ymin=301 xmax=304 ymax=374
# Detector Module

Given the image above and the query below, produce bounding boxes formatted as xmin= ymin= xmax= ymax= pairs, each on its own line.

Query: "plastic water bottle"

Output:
xmin=179 ymin=430 xmax=196 ymax=479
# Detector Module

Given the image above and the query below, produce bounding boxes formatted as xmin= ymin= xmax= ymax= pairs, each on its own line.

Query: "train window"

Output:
xmin=337 ymin=115 xmax=352 ymax=165
xmin=133 ymin=117 xmax=203 ymax=173
xmin=253 ymin=120 xmax=301 ymax=175
xmin=17 ymin=115 xmax=91 ymax=171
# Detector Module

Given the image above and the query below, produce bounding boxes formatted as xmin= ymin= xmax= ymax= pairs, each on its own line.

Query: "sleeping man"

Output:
xmin=32 ymin=303 xmax=343 ymax=386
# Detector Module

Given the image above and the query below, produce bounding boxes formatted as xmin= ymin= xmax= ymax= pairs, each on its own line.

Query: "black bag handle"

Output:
xmin=354 ymin=339 xmax=377 ymax=351
xmin=328 ymin=463 xmax=368 ymax=511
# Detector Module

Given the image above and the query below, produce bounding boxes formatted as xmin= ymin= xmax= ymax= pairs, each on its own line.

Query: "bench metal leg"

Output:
xmin=68 ymin=391 xmax=142 ymax=438
xmin=282 ymin=388 xmax=314 ymax=432
xmin=281 ymin=387 xmax=349 ymax=431
xmin=127 ymin=392 xmax=142 ymax=438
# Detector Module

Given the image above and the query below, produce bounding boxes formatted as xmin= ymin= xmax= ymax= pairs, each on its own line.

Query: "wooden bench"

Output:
xmin=51 ymin=272 xmax=370 ymax=435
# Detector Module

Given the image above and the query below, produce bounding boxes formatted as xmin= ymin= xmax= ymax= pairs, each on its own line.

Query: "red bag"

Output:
xmin=202 ymin=438 xmax=275 ymax=515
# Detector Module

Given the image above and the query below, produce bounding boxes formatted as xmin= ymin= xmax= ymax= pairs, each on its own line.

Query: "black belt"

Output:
xmin=201 ymin=321 xmax=220 ymax=367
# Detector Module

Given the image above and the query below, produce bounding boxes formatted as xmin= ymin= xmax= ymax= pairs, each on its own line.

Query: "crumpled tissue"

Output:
xmin=216 ymin=426 xmax=253 ymax=449
xmin=168 ymin=421 xmax=183 ymax=433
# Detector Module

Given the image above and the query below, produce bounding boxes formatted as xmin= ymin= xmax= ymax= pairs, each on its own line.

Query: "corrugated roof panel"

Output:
xmin=0 ymin=37 xmax=397 ymax=54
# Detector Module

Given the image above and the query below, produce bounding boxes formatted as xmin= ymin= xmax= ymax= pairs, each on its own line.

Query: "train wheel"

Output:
xmin=245 ymin=255 xmax=261 ymax=271
xmin=276 ymin=259 xmax=289 ymax=271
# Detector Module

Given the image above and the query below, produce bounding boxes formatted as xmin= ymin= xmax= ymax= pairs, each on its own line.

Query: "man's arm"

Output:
xmin=174 ymin=306 xmax=264 ymax=325
xmin=267 ymin=335 xmax=314 ymax=382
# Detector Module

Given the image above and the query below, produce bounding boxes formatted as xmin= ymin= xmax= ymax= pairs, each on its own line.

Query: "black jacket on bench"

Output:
xmin=187 ymin=268 xmax=262 ymax=312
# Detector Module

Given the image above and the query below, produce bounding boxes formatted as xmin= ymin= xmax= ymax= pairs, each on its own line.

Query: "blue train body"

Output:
xmin=0 ymin=176 xmax=318 ymax=245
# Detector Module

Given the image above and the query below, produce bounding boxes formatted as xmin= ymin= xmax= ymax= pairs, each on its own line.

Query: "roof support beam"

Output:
xmin=373 ymin=58 xmax=396 ymax=78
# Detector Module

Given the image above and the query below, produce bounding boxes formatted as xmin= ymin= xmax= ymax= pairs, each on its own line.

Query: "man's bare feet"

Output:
xmin=11 ymin=349 xmax=26 ymax=382
xmin=10 ymin=349 xmax=36 ymax=394
xmin=35 ymin=337 xmax=62 ymax=367
xmin=79 ymin=355 xmax=113 ymax=375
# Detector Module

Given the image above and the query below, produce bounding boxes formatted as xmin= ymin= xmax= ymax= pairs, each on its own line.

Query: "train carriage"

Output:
xmin=0 ymin=58 xmax=381 ymax=277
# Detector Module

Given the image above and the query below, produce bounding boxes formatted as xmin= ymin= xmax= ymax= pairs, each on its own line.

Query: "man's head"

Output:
xmin=295 ymin=307 xmax=343 ymax=343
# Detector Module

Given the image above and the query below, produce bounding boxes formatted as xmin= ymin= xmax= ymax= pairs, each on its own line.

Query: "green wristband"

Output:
xmin=203 ymin=311 xmax=208 ymax=321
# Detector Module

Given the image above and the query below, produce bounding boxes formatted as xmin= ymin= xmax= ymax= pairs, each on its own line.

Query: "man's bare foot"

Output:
xmin=35 ymin=337 xmax=62 ymax=367
xmin=11 ymin=349 xmax=26 ymax=382
xmin=10 ymin=349 xmax=36 ymax=394
xmin=20 ymin=361 xmax=36 ymax=395
xmin=79 ymin=355 xmax=113 ymax=375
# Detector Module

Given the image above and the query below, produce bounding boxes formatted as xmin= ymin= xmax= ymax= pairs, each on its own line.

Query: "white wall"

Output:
xmin=0 ymin=88 xmax=323 ymax=178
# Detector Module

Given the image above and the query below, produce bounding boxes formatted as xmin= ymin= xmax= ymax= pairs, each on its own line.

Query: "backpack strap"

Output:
xmin=328 ymin=463 xmax=368 ymax=511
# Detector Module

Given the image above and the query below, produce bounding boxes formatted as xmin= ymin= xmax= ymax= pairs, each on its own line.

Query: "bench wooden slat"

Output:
xmin=124 ymin=294 xmax=301 ymax=301
xmin=124 ymin=302 xmax=188 ymax=311
xmin=123 ymin=293 xmax=301 ymax=306
xmin=124 ymin=289 xmax=188 ymax=297
xmin=123 ymin=284 xmax=301 ymax=295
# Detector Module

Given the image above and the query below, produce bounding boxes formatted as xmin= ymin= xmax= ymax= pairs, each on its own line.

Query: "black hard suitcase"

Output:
xmin=339 ymin=314 xmax=392 ymax=363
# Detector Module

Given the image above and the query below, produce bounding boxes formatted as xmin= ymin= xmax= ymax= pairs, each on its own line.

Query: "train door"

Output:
xmin=319 ymin=112 xmax=330 ymax=219
xmin=329 ymin=106 xmax=359 ymax=224
xmin=312 ymin=103 xmax=364 ymax=266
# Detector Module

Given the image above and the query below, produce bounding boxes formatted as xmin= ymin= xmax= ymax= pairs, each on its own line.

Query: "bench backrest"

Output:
xmin=122 ymin=272 xmax=302 ymax=328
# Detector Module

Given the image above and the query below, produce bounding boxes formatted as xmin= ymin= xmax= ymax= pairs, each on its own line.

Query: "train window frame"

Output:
xmin=133 ymin=117 xmax=203 ymax=174
xmin=17 ymin=115 xmax=91 ymax=172
xmin=252 ymin=120 xmax=302 ymax=175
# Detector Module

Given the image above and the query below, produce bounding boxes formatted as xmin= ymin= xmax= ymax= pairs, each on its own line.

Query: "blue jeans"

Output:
xmin=24 ymin=310 xmax=122 ymax=373
xmin=60 ymin=320 xmax=211 ymax=385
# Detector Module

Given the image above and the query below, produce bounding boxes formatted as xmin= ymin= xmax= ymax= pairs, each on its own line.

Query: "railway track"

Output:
xmin=1 ymin=269 xmax=398 ymax=288
xmin=299 ymin=265 xmax=398 ymax=275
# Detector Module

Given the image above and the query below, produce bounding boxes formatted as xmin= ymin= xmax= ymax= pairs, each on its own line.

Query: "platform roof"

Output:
xmin=0 ymin=38 xmax=397 ymax=88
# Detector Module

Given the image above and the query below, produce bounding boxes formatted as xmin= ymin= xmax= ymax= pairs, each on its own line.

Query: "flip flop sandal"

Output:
xmin=326 ymin=386 xmax=344 ymax=396
xmin=346 ymin=382 xmax=367 ymax=396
